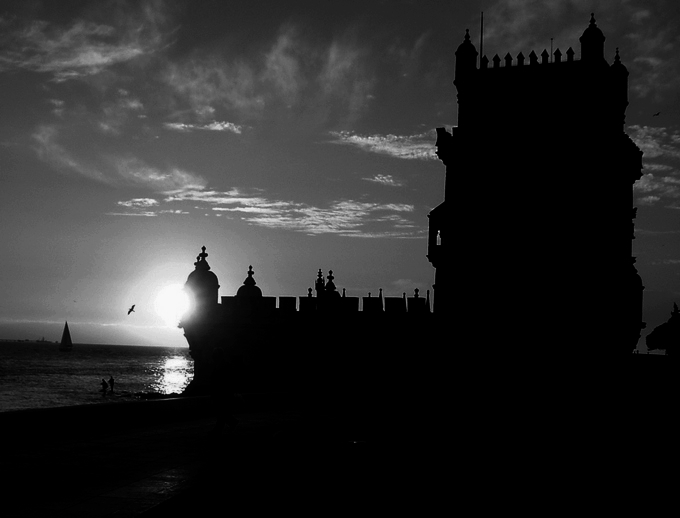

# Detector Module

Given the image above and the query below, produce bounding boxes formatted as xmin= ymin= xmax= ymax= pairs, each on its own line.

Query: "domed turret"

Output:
xmin=579 ymin=13 xmax=606 ymax=63
xmin=184 ymin=246 xmax=219 ymax=309
xmin=236 ymin=265 xmax=262 ymax=298
xmin=454 ymin=29 xmax=478 ymax=86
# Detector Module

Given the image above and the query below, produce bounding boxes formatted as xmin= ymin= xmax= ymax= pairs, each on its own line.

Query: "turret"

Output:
xmin=454 ymin=29 xmax=478 ymax=87
xmin=184 ymin=246 xmax=219 ymax=312
xmin=236 ymin=265 xmax=262 ymax=298
xmin=611 ymin=47 xmax=630 ymax=126
xmin=579 ymin=13 xmax=606 ymax=63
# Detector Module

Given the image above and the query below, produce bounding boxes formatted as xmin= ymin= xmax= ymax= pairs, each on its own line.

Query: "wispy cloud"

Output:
xmin=244 ymin=200 xmax=415 ymax=236
xmin=113 ymin=157 xmax=207 ymax=192
xmin=163 ymin=23 xmax=375 ymax=126
xmin=161 ymin=188 xmax=418 ymax=237
xmin=32 ymin=124 xmax=206 ymax=192
xmin=105 ymin=211 xmax=158 ymax=217
xmin=330 ymin=130 xmax=436 ymax=160
xmin=163 ymin=121 xmax=243 ymax=134
xmin=363 ymin=174 xmax=404 ymax=187
xmin=32 ymin=125 xmax=110 ymax=183
xmin=117 ymin=198 xmax=159 ymax=208
xmin=99 ymin=91 xmax=145 ymax=134
xmin=163 ymin=58 xmax=264 ymax=119
xmin=0 ymin=2 xmax=168 ymax=82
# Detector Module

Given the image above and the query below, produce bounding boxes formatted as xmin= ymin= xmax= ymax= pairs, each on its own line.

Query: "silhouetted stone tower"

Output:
xmin=182 ymin=246 xmax=220 ymax=390
xmin=430 ymin=15 xmax=644 ymax=356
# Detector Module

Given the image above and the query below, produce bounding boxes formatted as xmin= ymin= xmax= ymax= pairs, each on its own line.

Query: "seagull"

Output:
xmin=127 ymin=304 xmax=136 ymax=315
xmin=653 ymin=111 xmax=661 ymax=116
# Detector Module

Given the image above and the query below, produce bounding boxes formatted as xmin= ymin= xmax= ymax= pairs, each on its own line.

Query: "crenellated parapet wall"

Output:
xmin=480 ymin=47 xmax=577 ymax=70
xmin=180 ymin=260 xmax=435 ymax=396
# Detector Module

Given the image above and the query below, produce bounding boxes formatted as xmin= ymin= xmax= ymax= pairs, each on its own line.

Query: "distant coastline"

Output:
xmin=0 ymin=339 xmax=189 ymax=348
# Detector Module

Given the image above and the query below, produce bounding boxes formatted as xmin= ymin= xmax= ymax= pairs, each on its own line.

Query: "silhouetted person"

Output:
xmin=101 ymin=378 xmax=108 ymax=397
xmin=109 ymin=376 xmax=115 ymax=393
xmin=210 ymin=348 xmax=239 ymax=434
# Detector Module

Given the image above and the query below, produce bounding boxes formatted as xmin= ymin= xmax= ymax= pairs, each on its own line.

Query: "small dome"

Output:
xmin=455 ymin=29 xmax=478 ymax=58
xmin=236 ymin=265 xmax=263 ymax=298
xmin=184 ymin=246 xmax=219 ymax=305
xmin=580 ymin=13 xmax=605 ymax=44
xmin=579 ymin=13 xmax=606 ymax=62
xmin=611 ymin=47 xmax=628 ymax=73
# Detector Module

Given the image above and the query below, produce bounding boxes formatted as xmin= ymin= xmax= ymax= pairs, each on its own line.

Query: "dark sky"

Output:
xmin=1 ymin=0 xmax=679 ymax=347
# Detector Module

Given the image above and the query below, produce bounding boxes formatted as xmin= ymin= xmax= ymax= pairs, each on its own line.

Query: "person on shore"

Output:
xmin=100 ymin=378 xmax=108 ymax=397
xmin=108 ymin=376 xmax=115 ymax=393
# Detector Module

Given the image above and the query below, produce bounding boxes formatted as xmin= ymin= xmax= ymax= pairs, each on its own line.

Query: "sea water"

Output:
xmin=0 ymin=342 xmax=194 ymax=412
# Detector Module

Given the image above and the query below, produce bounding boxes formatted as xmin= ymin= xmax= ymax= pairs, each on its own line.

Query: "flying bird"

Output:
xmin=127 ymin=305 xmax=136 ymax=315
xmin=653 ymin=111 xmax=661 ymax=116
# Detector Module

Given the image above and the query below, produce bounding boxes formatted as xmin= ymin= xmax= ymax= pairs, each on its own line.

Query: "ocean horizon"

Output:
xmin=0 ymin=341 xmax=194 ymax=412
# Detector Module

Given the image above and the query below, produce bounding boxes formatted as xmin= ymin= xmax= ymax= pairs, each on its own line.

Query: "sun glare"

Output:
xmin=154 ymin=284 xmax=190 ymax=327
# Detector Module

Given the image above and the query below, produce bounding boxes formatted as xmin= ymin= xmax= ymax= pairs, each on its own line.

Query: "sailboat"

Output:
xmin=59 ymin=321 xmax=73 ymax=351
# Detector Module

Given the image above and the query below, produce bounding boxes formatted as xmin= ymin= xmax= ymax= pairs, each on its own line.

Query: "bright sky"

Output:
xmin=1 ymin=0 xmax=679 ymax=347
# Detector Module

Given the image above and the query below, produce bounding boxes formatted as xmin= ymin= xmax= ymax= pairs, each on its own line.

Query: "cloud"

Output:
xmin=245 ymin=200 xmax=415 ymax=236
xmin=99 ymin=93 xmax=145 ymax=134
xmin=163 ymin=121 xmax=243 ymax=134
xmin=164 ymin=58 xmax=264 ymax=119
xmin=261 ymin=26 xmax=305 ymax=106
xmin=330 ymin=130 xmax=437 ymax=160
xmin=162 ymin=188 xmax=418 ymax=237
xmin=105 ymin=211 xmax=157 ymax=217
xmin=363 ymin=174 xmax=404 ymax=187
xmin=32 ymin=124 xmax=206 ymax=192
xmin=117 ymin=198 xmax=159 ymax=208
xmin=625 ymin=20 xmax=680 ymax=99
xmin=32 ymin=125 xmax=110 ymax=183
xmin=0 ymin=2 xmax=168 ymax=82
xmin=629 ymin=125 xmax=680 ymax=160
xmin=113 ymin=157 xmax=207 ymax=192
xmin=634 ymin=173 xmax=680 ymax=205
xmin=163 ymin=23 xmax=375 ymax=126
xmin=629 ymin=125 xmax=680 ymax=206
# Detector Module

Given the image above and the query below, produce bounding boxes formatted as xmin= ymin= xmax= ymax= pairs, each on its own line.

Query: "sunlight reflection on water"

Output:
xmin=148 ymin=355 xmax=193 ymax=394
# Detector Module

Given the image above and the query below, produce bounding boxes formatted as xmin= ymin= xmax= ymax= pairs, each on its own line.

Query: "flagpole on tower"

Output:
xmin=480 ymin=11 xmax=484 ymax=66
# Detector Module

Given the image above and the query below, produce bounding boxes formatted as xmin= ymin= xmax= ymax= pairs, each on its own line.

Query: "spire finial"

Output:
xmin=590 ymin=12 xmax=596 ymax=25
xmin=464 ymin=28 xmax=470 ymax=41
xmin=194 ymin=246 xmax=210 ymax=270
xmin=243 ymin=265 xmax=256 ymax=286
xmin=325 ymin=270 xmax=337 ymax=293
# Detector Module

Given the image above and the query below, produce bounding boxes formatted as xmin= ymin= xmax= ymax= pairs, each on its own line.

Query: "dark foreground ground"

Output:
xmin=2 ymin=356 xmax=677 ymax=517
xmin=2 ymin=392 xmax=454 ymax=517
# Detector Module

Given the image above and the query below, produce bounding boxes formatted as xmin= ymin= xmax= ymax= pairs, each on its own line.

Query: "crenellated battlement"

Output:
xmin=219 ymin=284 xmax=431 ymax=315
xmin=480 ymin=47 xmax=577 ymax=70
xmin=180 ymin=254 xmax=434 ymax=395
xmin=215 ymin=266 xmax=430 ymax=315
